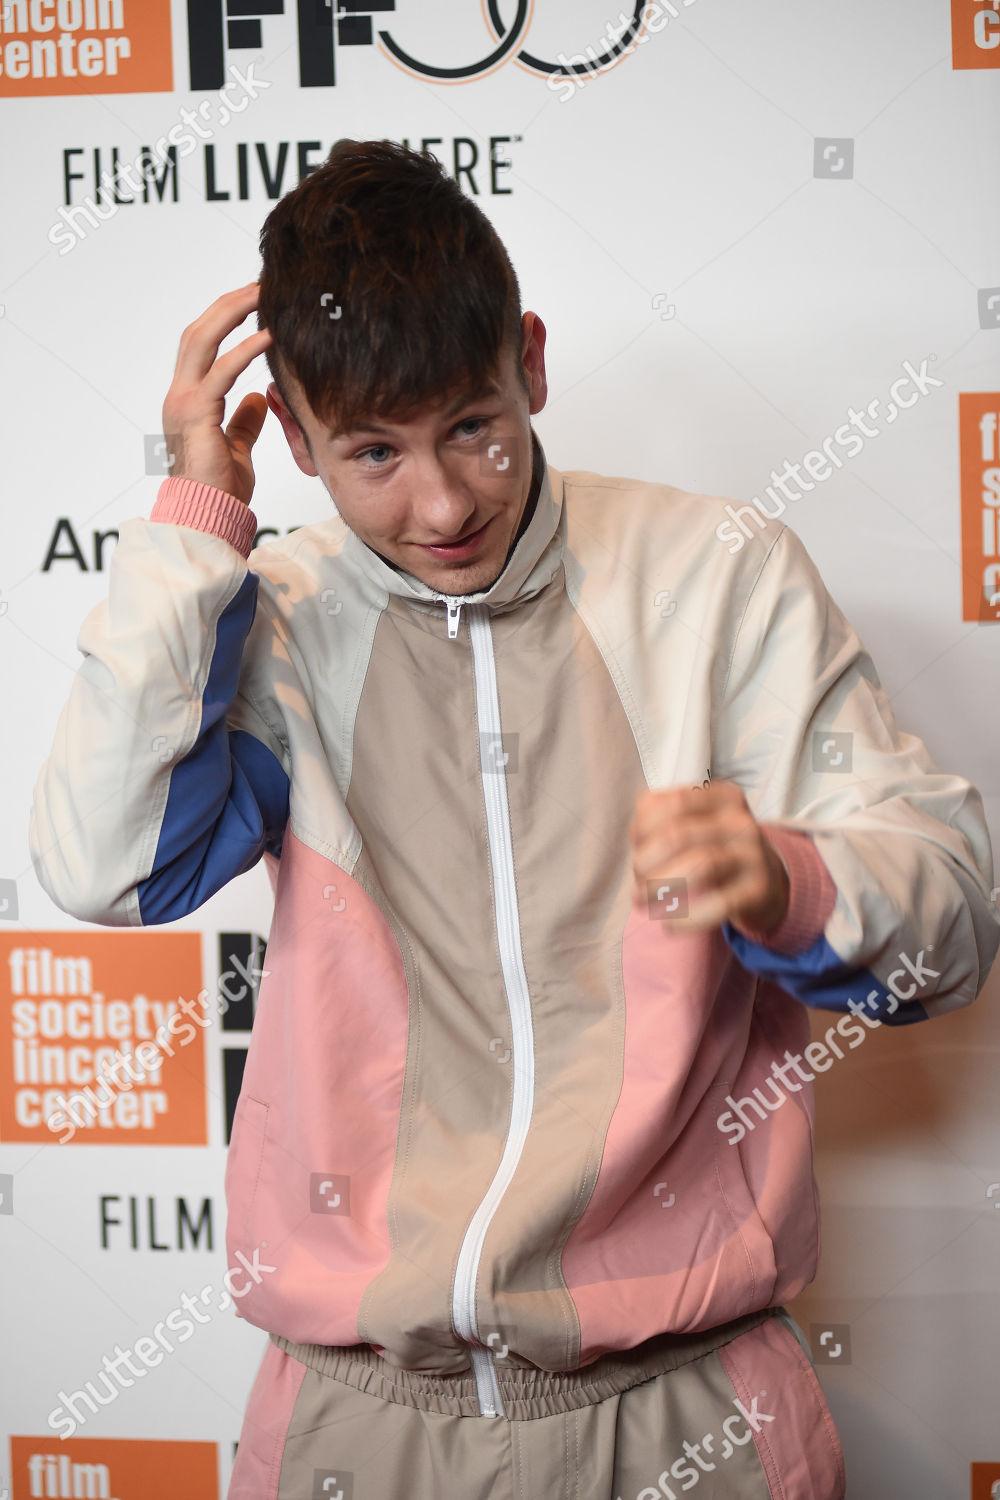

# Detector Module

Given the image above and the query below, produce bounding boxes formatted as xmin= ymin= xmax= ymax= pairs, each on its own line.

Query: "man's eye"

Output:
xmin=457 ymin=418 xmax=486 ymax=437
xmin=359 ymin=444 xmax=393 ymax=466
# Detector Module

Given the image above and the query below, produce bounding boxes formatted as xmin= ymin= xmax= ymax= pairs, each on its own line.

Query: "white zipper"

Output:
xmin=438 ymin=594 xmax=536 ymax=1419
xmin=443 ymin=597 xmax=463 ymax=638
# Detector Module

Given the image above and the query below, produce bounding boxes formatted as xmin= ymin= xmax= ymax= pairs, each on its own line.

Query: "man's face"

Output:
xmin=266 ymin=312 xmax=548 ymax=596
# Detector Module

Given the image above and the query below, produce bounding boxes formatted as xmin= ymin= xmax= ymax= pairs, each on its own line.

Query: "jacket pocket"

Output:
xmin=224 ymin=1093 xmax=269 ymax=1249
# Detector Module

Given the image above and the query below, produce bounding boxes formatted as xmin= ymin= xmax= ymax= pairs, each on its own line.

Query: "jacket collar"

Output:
xmin=340 ymin=430 xmax=565 ymax=619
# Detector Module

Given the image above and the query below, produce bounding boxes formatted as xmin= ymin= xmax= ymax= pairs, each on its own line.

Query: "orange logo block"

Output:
xmin=952 ymin=0 xmax=1000 ymax=68
xmin=959 ymin=394 xmax=1000 ymax=622
xmin=0 ymin=932 xmax=207 ymax=1145
xmin=10 ymin=1436 xmax=218 ymax=1499
xmin=0 ymin=0 xmax=173 ymax=98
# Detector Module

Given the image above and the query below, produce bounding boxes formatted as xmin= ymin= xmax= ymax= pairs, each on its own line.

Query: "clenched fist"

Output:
xmin=627 ymin=781 xmax=789 ymax=936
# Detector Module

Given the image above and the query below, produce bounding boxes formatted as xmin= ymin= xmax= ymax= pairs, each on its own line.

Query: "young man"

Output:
xmin=30 ymin=140 xmax=1000 ymax=1499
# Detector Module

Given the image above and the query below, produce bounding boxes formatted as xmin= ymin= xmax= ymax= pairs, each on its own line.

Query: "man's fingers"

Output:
xmin=629 ymin=782 xmax=785 ymax=935
xmin=172 ymin=283 xmax=262 ymax=380
xmin=191 ymin=328 xmax=273 ymax=407
xmin=632 ymin=847 xmax=741 ymax=911
xmin=657 ymin=891 xmax=734 ymax=933
xmin=631 ymin=819 xmax=757 ymax=889
xmin=632 ymin=810 xmax=751 ymax=862
xmin=226 ymin=392 xmax=269 ymax=455
xmin=634 ymin=867 xmax=761 ymax=933
xmin=164 ymin=329 xmax=273 ymax=433
xmin=629 ymin=781 xmax=744 ymax=843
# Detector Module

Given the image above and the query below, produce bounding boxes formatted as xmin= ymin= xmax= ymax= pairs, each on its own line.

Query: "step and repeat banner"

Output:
xmin=1 ymin=2 xmax=999 ymax=1496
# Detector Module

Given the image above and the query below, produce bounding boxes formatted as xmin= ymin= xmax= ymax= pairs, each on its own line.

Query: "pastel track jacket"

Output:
xmin=29 ymin=434 xmax=1000 ymax=1416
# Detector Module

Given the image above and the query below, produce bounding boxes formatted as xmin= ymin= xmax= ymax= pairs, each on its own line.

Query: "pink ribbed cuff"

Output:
xmin=735 ymin=824 xmax=837 ymax=954
xmin=150 ymin=476 xmax=258 ymax=559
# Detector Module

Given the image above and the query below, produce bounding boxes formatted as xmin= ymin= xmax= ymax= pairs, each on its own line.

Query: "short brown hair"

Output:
xmin=257 ymin=139 xmax=526 ymax=437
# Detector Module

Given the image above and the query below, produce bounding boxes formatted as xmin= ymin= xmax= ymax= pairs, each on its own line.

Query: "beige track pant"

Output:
xmin=228 ymin=1308 xmax=845 ymax=1500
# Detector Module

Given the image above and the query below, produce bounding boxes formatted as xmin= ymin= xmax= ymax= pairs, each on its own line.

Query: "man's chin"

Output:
xmin=399 ymin=537 xmax=511 ymax=594
xmin=412 ymin=560 xmax=502 ymax=596
xmin=367 ymin=529 xmax=515 ymax=594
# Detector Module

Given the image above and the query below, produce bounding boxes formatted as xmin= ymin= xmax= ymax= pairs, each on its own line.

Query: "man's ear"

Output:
xmin=265 ymin=381 xmax=319 ymax=478
xmin=520 ymin=312 xmax=548 ymax=417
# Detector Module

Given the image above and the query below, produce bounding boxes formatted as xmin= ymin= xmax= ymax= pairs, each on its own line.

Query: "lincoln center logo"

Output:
xmin=959 ymin=393 xmax=1000 ymax=622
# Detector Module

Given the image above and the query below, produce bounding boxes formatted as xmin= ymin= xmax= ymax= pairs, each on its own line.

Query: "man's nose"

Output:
xmin=409 ymin=456 xmax=477 ymax=534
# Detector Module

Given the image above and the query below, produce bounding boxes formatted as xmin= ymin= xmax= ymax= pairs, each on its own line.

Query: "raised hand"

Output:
xmin=161 ymin=282 xmax=274 ymax=505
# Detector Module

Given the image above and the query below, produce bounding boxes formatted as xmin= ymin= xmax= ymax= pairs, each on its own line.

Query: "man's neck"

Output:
xmin=503 ymin=431 xmax=543 ymax=566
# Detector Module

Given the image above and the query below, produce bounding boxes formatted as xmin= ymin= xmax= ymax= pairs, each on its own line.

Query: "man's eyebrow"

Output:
xmin=328 ymin=382 xmax=503 ymax=442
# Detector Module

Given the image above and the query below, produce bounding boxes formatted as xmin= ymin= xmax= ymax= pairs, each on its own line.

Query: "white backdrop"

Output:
xmin=2 ymin=2 xmax=999 ymax=1496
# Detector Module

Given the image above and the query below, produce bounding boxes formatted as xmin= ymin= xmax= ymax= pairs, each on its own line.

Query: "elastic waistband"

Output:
xmin=270 ymin=1307 xmax=778 ymax=1420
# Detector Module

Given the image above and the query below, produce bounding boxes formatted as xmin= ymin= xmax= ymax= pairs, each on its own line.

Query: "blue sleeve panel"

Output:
xmin=136 ymin=572 xmax=291 ymax=925
xmin=722 ymin=924 xmax=929 ymax=1026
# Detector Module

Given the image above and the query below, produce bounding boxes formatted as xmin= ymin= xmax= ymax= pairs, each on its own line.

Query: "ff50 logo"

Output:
xmin=187 ymin=0 xmax=648 ymax=91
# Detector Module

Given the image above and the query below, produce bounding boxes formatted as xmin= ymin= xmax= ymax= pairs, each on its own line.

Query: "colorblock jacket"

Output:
xmin=29 ymin=433 xmax=1000 ymax=1416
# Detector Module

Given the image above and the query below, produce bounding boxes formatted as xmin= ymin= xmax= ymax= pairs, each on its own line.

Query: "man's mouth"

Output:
xmin=417 ymin=519 xmax=490 ymax=557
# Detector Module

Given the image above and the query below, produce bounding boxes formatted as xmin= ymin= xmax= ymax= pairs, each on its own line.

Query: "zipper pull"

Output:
xmin=441 ymin=597 xmax=462 ymax=639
